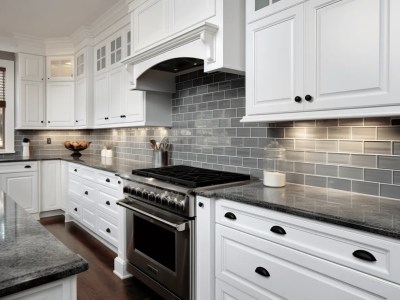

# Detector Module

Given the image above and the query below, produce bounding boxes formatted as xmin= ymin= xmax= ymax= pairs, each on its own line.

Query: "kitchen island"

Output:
xmin=0 ymin=192 xmax=88 ymax=299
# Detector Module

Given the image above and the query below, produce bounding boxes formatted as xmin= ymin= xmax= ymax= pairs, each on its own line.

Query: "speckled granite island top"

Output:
xmin=0 ymin=193 xmax=88 ymax=297
xmin=195 ymin=181 xmax=400 ymax=240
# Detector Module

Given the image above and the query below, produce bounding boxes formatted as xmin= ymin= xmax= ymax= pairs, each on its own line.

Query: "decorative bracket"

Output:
xmin=200 ymin=22 xmax=218 ymax=64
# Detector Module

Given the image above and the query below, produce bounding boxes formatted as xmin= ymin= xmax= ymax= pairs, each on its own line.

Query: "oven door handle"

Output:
xmin=118 ymin=201 xmax=189 ymax=232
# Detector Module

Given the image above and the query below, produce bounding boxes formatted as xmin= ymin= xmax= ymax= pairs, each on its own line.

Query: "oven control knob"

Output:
xmin=161 ymin=196 xmax=169 ymax=206
xmin=155 ymin=194 xmax=162 ymax=203
xmin=135 ymin=188 xmax=142 ymax=197
xmin=168 ymin=198 xmax=177 ymax=208
xmin=178 ymin=200 xmax=185 ymax=211
xmin=148 ymin=192 xmax=156 ymax=201
xmin=142 ymin=190 xmax=149 ymax=199
xmin=123 ymin=186 xmax=131 ymax=194
xmin=130 ymin=188 xmax=137 ymax=196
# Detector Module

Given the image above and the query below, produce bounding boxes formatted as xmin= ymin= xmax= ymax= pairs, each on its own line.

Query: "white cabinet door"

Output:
xmin=94 ymin=43 xmax=107 ymax=74
xmin=60 ymin=161 xmax=68 ymax=211
xmin=40 ymin=160 xmax=61 ymax=212
xmin=304 ymin=0 xmax=400 ymax=112
xmin=108 ymin=68 xmax=124 ymax=124
xmin=46 ymin=82 xmax=75 ymax=127
xmin=246 ymin=4 xmax=304 ymax=116
xmin=125 ymin=89 xmax=145 ymax=123
xmin=94 ymin=74 xmax=109 ymax=125
xmin=171 ymin=0 xmax=215 ymax=32
xmin=2 ymin=172 xmax=38 ymax=214
xmin=20 ymin=80 xmax=45 ymax=127
xmin=46 ymin=56 xmax=74 ymax=81
xmin=133 ymin=0 xmax=169 ymax=52
xmin=19 ymin=54 xmax=44 ymax=81
xmin=75 ymin=50 xmax=85 ymax=79
xmin=75 ymin=78 xmax=87 ymax=126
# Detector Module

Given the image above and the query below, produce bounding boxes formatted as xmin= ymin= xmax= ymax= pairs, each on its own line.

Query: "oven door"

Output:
xmin=121 ymin=199 xmax=192 ymax=300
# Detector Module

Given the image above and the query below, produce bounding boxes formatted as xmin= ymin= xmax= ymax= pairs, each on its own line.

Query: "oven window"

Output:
xmin=134 ymin=216 xmax=176 ymax=272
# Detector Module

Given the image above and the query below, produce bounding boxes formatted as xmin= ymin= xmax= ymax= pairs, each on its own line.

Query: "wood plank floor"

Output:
xmin=40 ymin=216 xmax=164 ymax=300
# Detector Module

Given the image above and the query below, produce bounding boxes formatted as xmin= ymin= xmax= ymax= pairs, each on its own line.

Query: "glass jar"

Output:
xmin=264 ymin=141 xmax=286 ymax=187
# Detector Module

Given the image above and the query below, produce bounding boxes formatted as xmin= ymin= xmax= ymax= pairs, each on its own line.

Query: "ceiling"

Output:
xmin=0 ymin=0 xmax=121 ymax=39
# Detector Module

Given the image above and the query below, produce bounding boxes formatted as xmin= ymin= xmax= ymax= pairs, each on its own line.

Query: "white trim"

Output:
xmin=0 ymin=59 xmax=14 ymax=153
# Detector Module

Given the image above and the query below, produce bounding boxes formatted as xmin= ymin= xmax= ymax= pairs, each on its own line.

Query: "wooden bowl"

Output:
xmin=64 ymin=141 xmax=91 ymax=157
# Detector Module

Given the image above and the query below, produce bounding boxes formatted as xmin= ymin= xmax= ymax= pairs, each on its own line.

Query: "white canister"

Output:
xmin=263 ymin=141 xmax=286 ymax=187
xmin=22 ymin=142 xmax=30 ymax=157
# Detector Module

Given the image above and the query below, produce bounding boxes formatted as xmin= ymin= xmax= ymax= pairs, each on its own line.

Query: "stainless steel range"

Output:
xmin=117 ymin=165 xmax=250 ymax=300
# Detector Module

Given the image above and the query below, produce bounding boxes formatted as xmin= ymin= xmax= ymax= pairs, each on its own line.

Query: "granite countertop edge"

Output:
xmin=0 ymin=258 xmax=88 ymax=297
xmin=194 ymin=184 xmax=400 ymax=240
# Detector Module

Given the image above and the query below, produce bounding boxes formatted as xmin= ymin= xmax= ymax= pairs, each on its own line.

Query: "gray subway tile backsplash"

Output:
xmin=10 ymin=71 xmax=400 ymax=201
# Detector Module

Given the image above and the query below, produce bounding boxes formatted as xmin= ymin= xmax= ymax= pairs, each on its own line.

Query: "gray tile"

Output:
xmin=352 ymin=181 xmax=379 ymax=196
xmin=316 ymin=119 xmax=338 ymax=127
xmin=351 ymin=154 xmax=377 ymax=168
xmin=338 ymin=141 xmax=363 ymax=153
xmin=295 ymin=140 xmax=315 ymax=151
xmin=286 ymin=173 xmax=305 ymax=184
xmin=352 ymin=127 xmax=377 ymax=140
xmin=364 ymin=169 xmax=392 ymax=184
xmin=243 ymin=158 xmax=258 ymax=168
xmin=251 ymin=128 xmax=267 ymax=138
xmin=286 ymin=151 xmax=305 ymax=162
xmin=304 ymin=152 xmax=326 ymax=163
xmin=378 ymin=156 xmax=400 ymax=170
xmin=364 ymin=141 xmax=391 ymax=155
xmin=294 ymin=162 xmax=315 ymax=174
xmin=316 ymin=164 xmax=338 ymax=177
xmin=328 ymin=178 xmax=351 ymax=191
xmin=339 ymin=118 xmax=364 ymax=126
xmin=243 ymin=138 xmax=258 ymax=147
xmin=230 ymin=156 xmax=243 ymax=166
xmin=306 ymin=128 xmax=328 ymax=139
xmin=364 ymin=117 xmax=391 ymax=126
xmin=275 ymin=121 xmax=294 ymax=127
xmin=237 ymin=128 xmax=251 ymax=137
xmin=305 ymin=175 xmax=327 ymax=188
xmin=316 ymin=140 xmax=338 ymax=152
xmin=377 ymin=127 xmax=400 ymax=140
xmin=394 ymin=171 xmax=400 ymax=185
xmin=328 ymin=127 xmax=351 ymax=139
xmin=237 ymin=148 xmax=251 ymax=157
xmin=380 ymin=184 xmax=400 ymax=200
xmin=267 ymin=128 xmax=285 ymax=138
xmin=339 ymin=166 xmax=364 ymax=180
xmin=328 ymin=153 xmax=350 ymax=165
xmin=393 ymin=142 xmax=400 ymax=155
xmin=285 ymin=128 xmax=306 ymax=139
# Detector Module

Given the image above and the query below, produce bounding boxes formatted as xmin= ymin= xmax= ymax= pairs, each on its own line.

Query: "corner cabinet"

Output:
xmin=197 ymin=197 xmax=400 ymax=300
xmin=242 ymin=0 xmax=400 ymax=122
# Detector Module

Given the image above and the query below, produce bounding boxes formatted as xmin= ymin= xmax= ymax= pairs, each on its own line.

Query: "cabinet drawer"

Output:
xmin=97 ymin=211 xmax=118 ymax=247
xmin=216 ymin=225 xmax=400 ymax=300
xmin=68 ymin=198 xmax=81 ymax=221
xmin=82 ymin=182 xmax=97 ymax=202
xmin=97 ymin=172 xmax=122 ymax=191
xmin=68 ymin=163 xmax=95 ymax=180
xmin=97 ymin=190 xmax=118 ymax=219
xmin=216 ymin=200 xmax=400 ymax=285
xmin=81 ymin=205 xmax=96 ymax=232
xmin=0 ymin=161 xmax=38 ymax=173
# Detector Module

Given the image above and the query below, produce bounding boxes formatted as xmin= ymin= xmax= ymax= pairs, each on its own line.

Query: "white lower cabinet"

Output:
xmin=197 ymin=198 xmax=400 ymax=300
xmin=40 ymin=160 xmax=61 ymax=212
xmin=66 ymin=163 xmax=123 ymax=249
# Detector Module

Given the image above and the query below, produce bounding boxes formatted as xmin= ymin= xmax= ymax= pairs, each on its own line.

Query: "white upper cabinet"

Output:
xmin=19 ymin=81 xmax=45 ymax=127
xmin=94 ymin=73 xmax=109 ymax=125
xmin=95 ymin=43 xmax=107 ymax=74
xmin=19 ymin=53 xmax=44 ymax=81
xmin=243 ymin=0 xmax=400 ymax=122
xmin=75 ymin=52 xmax=85 ymax=79
xmin=109 ymin=32 xmax=123 ymax=69
xmin=46 ymin=82 xmax=75 ymax=127
xmin=46 ymin=56 xmax=74 ymax=81
xmin=171 ymin=0 xmax=215 ymax=32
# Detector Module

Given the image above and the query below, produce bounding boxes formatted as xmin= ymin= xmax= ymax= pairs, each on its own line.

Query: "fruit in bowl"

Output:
xmin=64 ymin=141 xmax=91 ymax=157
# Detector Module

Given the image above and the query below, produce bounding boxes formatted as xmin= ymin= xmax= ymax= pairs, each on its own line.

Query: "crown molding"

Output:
xmin=70 ymin=26 xmax=94 ymax=50
xmin=0 ymin=35 xmax=17 ymax=53
xmin=13 ymin=33 xmax=46 ymax=55
xmin=44 ymin=37 xmax=74 ymax=55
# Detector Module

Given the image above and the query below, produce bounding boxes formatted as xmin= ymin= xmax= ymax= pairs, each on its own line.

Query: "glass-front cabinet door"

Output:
xmin=76 ymin=52 xmax=85 ymax=79
xmin=248 ymin=0 xmax=303 ymax=23
xmin=95 ymin=44 xmax=107 ymax=73
xmin=109 ymin=33 xmax=122 ymax=68
xmin=46 ymin=56 xmax=74 ymax=81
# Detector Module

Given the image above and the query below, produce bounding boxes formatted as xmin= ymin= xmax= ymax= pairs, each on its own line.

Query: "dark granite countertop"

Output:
xmin=0 ymin=154 xmax=151 ymax=175
xmin=195 ymin=181 xmax=400 ymax=240
xmin=0 ymin=192 xmax=88 ymax=297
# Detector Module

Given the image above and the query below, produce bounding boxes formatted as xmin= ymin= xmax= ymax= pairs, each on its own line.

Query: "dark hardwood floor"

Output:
xmin=40 ymin=216 xmax=164 ymax=300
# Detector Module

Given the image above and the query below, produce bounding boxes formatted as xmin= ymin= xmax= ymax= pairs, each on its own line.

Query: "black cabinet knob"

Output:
xmin=353 ymin=250 xmax=376 ymax=262
xmin=305 ymin=94 xmax=313 ymax=102
xmin=224 ymin=212 xmax=237 ymax=220
xmin=74 ymin=208 xmax=78 ymax=212
xmin=255 ymin=267 xmax=270 ymax=277
xmin=106 ymin=178 xmax=110 ymax=183
xmin=76 ymin=120 xmax=78 ymax=123
xmin=270 ymin=225 xmax=286 ymax=235
xmin=48 ymin=121 xmax=50 ymax=123
xmin=118 ymin=181 xmax=121 ymax=184
xmin=74 ymin=169 xmax=77 ymax=172
xmin=198 ymin=202 xmax=204 ymax=208
xmin=106 ymin=228 xmax=111 ymax=233
xmin=106 ymin=201 xmax=110 ymax=206
xmin=41 ymin=121 xmax=44 ymax=123
xmin=24 ymin=165 xmax=31 ymax=169
xmin=84 ymin=191 xmax=88 ymax=195
xmin=294 ymin=96 xmax=302 ymax=103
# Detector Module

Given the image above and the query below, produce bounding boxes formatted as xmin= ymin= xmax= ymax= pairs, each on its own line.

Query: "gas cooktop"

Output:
xmin=131 ymin=165 xmax=251 ymax=188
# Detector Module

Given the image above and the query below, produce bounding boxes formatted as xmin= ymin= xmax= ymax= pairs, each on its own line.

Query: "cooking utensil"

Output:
xmin=150 ymin=139 xmax=157 ymax=150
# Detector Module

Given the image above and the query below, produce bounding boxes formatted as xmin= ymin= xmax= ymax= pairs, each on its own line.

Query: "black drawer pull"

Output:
xmin=224 ymin=212 xmax=236 ymax=220
xmin=106 ymin=201 xmax=110 ymax=206
xmin=353 ymin=250 xmax=376 ymax=262
xmin=255 ymin=267 xmax=270 ymax=277
xmin=74 ymin=169 xmax=77 ymax=172
xmin=106 ymin=228 xmax=111 ymax=233
xmin=24 ymin=165 xmax=31 ymax=169
xmin=106 ymin=178 xmax=110 ymax=183
xmin=74 ymin=208 xmax=78 ymax=212
xmin=84 ymin=191 xmax=88 ymax=195
xmin=270 ymin=225 xmax=286 ymax=235
xmin=118 ymin=181 xmax=121 ymax=184
xmin=198 ymin=202 xmax=204 ymax=208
